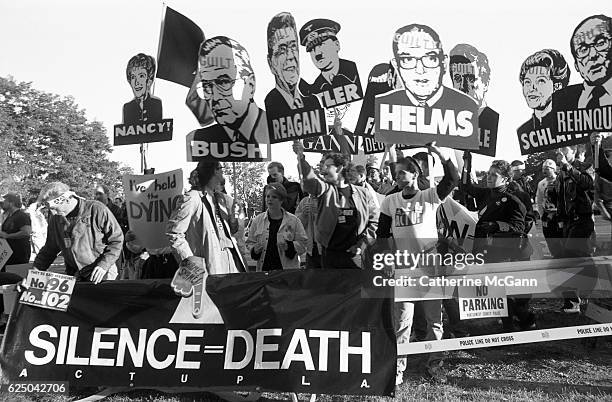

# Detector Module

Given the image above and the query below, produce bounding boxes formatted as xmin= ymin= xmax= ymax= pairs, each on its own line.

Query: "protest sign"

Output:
xmin=0 ymin=238 xmax=13 ymax=268
xmin=355 ymin=63 xmax=395 ymax=137
xmin=516 ymin=49 xmax=589 ymax=154
xmin=436 ymin=197 xmax=478 ymax=253
xmin=114 ymin=53 xmax=173 ymax=146
xmin=123 ymin=169 xmax=183 ymax=250
xmin=265 ymin=13 xmax=326 ymax=144
xmin=374 ymin=25 xmax=479 ymax=149
xmin=0 ymin=270 xmax=395 ymax=396
xmin=552 ymin=15 xmax=612 ymax=139
xmin=19 ymin=270 xmax=76 ymax=312
xmin=458 ymin=284 xmax=508 ymax=319
xmin=299 ymin=18 xmax=363 ymax=108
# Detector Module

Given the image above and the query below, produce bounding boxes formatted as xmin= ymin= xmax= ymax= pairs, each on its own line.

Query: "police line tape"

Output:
xmin=398 ymin=322 xmax=612 ymax=356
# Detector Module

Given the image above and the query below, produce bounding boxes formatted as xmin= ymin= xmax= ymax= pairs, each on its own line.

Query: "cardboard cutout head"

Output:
xmin=449 ymin=44 xmax=490 ymax=107
xmin=197 ymin=36 xmax=256 ymax=128
xmin=300 ymin=19 xmax=341 ymax=73
xmin=570 ymin=15 xmax=612 ymax=86
xmin=519 ymin=49 xmax=570 ymax=111
xmin=126 ymin=53 xmax=156 ymax=100
xmin=392 ymin=24 xmax=446 ymax=103
xmin=267 ymin=12 xmax=301 ymax=94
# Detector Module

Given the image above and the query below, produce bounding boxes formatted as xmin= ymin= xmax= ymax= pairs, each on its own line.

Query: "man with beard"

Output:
xmin=517 ymin=49 xmax=571 ymax=153
xmin=123 ymin=53 xmax=163 ymax=125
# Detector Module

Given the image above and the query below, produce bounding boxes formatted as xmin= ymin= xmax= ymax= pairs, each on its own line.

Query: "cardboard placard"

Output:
xmin=449 ymin=44 xmax=499 ymax=157
xmin=265 ymin=13 xmax=326 ymax=143
xmin=374 ymin=24 xmax=479 ymax=149
xmin=19 ymin=270 xmax=75 ymax=312
xmin=516 ymin=49 xmax=587 ymax=154
xmin=187 ymin=36 xmax=270 ymax=162
xmin=458 ymin=284 xmax=508 ymax=319
xmin=299 ymin=18 xmax=363 ymax=108
xmin=123 ymin=169 xmax=184 ymax=250
xmin=355 ymin=63 xmax=396 ymax=137
xmin=115 ymin=53 xmax=173 ymax=146
xmin=0 ymin=238 xmax=13 ymax=268
xmin=553 ymin=15 xmax=612 ymax=138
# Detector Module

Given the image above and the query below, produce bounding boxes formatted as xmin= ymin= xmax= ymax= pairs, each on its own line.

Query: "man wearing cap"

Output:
xmin=0 ymin=193 xmax=32 ymax=267
xmin=32 ymin=182 xmax=123 ymax=283
xmin=537 ymin=159 xmax=563 ymax=258
xmin=187 ymin=36 xmax=269 ymax=162
xmin=374 ymin=24 xmax=478 ymax=148
xmin=299 ymin=18 xmax=363 ymax=108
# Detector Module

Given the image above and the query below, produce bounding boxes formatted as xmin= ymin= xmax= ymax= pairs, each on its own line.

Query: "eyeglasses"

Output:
xmin=575 ymin=36 xmax=611 ymax=59
xmin=397 ymin=53 xmax=442 ymax=70
xmin=273 ymin=42 xmax=298 ymax=58
xmin=196 ymin=76 xmax=239 ymax=98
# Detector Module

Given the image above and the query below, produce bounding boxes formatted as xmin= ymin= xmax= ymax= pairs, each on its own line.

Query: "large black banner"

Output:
xmin=0 ymin=270 xmax=395 ymax=396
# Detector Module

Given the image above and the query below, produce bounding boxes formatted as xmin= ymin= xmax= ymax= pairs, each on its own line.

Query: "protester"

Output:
xmin=293 ymin=142 xmax=378 ymax=269
xmin=167 ymin=161 xmax=246 ymax=277
xmin=510 ymin=160 xmax=535 ymax=203
xmin=0 ymin=193 xmax=32 ymax=268
xmin=461 ymin=157 xmax=535 ymax=331
xmin=536 ymin=159 xmax=563 ymax=258
xmin=351 ymin=165 xmax=381 ymax=209
xmin=295 ymin=193 xmax=321 ymax=268
xmin=261 ymin=162 xmax=303 ymax=214
xmin=94 ymin=184 xmax=127 ymax=231
xmin=32 ymin=182 xmax=123 ymax=283
xmin=247 ymin=183 xmax=307 ymax=271
xmin=376 ymin=142 xmax=458 ymax=385
xmin=25 ymin=198 xmax=47 ymax=257
xmin=366 ymin=166 xmax=382 ymax=192
xmin=548 ymin=145 xmax=595 ymax=313
xmin=591 ymin=132 xmax=612 ymax=224
xmin=378 ymin=161 xmax=395 ymax=195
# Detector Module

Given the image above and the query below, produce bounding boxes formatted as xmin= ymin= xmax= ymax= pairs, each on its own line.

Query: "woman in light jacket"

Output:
xmin=247 ymin=183 xmax=307 ymax=271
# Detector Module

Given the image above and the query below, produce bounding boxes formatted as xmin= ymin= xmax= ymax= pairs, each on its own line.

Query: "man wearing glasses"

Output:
xmin=264 ymin=12 xmax=325 ymax=142
xmin=31 ymin=182 xmax=123 ymax=284
xmin=554 ymin=15 xmax=612 ymax=113
xmin=374 ymin=24 xmax=478 ymax=149
xmin=187 ymin=36 xmax=269 ymax=162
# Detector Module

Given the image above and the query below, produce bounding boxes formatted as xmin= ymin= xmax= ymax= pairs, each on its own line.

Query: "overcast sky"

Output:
xmin=0 ymin=0 xmax=607 ymax=182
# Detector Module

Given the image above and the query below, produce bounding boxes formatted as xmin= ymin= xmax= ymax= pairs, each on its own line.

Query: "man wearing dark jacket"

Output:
xmin=261 ymin=162 xmax=303 ymax=214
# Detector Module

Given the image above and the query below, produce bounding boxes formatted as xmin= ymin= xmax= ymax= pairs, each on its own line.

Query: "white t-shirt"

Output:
xmin=380 ymin=188 xmax=441 ymax=254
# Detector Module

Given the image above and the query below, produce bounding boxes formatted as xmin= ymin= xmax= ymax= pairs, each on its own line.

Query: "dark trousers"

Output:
xmin=306 ymin=243 xmax=322 ymax=269
xmin=542 ymin=213 xmax=564 ymax=258
xmin=0 ymin=272 xmax=24 ymax=314
xmin=321 ymin=248 xmax=362 ymax=269
xmin=560 ymin=216 xmax=595 ymax=304
xmin=501 ymin=296 xmax=535 ymax=331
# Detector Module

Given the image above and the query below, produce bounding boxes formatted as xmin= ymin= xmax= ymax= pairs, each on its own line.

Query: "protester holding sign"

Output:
xmin=32 ymin=182 xmax=123 ymax=283
xmin=0 ymin=193 xmax=31 ymax=267
xmin=293 ymin=141 xmax=378 ymax=269
xmin=247 ymin=183 xmax=308 ymax=271
xmin=461 ymin=157 xmax=536 ymax=331
xmin=376 ymin=142 xmax=458 ymax=385
xmin=261 ymin=162 xmax=303 ymax=214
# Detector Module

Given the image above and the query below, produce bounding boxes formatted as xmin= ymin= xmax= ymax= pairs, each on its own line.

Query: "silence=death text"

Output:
xmin=24 ymin=326 xmax=372 ymax=373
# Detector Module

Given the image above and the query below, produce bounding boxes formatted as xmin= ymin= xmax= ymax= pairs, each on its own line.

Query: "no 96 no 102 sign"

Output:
xmin=19 ymin=270 xmax=76 ymax=312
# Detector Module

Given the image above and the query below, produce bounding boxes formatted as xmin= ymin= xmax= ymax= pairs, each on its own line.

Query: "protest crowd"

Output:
xmin=1 ymin=12 xmax=612 ymax=397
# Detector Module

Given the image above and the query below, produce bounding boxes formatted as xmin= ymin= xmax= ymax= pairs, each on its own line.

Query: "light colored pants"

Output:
xmin=396 ymin=300 xmax=444 ymax=376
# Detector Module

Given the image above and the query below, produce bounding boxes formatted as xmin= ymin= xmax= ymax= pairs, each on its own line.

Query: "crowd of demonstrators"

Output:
xmin=247 ymin=183 xmax=308 ymax=271
xmin=375 ymin=142 xmax=459 ymax=385
xmin=293 ymin=141 xmax=378 ymax=269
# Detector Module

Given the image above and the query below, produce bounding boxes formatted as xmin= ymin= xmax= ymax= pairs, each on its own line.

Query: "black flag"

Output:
xmin=156 ymin=7 xmax=204 ymax=87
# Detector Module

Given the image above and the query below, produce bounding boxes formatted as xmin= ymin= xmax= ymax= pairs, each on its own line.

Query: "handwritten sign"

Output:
xmin=19 ymin=270 xmax=75 ymax=312
xmin=123 ymin=169 xmax=183 ymax=250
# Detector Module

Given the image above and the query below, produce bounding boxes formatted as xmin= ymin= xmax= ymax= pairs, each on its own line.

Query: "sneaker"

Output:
xmin=562 ymin=301 xmax=581 ymax=314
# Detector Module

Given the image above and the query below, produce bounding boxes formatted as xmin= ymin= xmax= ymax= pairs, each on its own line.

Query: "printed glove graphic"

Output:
xmin=171 ymin=256 xmax=207 ymax=318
